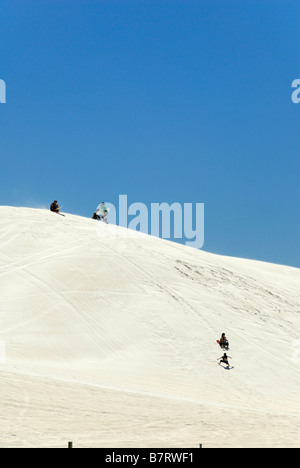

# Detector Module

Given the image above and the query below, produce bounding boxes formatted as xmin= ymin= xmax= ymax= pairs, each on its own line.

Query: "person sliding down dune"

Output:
xmin=218 ymin=333 xmax=229 ymax=349
xmin=218 ymin=353 xmax=232 ymax=368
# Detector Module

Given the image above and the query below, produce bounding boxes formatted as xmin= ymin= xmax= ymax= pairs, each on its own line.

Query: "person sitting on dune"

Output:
xmin=50 ymin=200 xmax=60 ymax=213
xmin=92 ymin=211 xmax=101 ymax=220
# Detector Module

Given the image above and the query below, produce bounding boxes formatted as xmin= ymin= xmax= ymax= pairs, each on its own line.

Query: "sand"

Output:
xmin=0 ymin=207 xmax=299 ymax=447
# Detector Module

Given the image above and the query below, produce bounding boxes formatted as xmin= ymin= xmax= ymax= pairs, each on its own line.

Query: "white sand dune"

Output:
xmin=0 ymin=206 xmax=299 ymax=448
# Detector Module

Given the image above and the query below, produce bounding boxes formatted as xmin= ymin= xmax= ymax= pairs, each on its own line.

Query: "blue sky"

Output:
xmin=1 ymin=0 xmax=299 ymax=267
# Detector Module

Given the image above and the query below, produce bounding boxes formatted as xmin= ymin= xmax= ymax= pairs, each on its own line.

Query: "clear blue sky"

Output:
xmin=1 ymin=0 xmax=299 ymax=267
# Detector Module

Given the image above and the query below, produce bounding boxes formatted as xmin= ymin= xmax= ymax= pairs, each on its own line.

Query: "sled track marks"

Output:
xmin=0 ymin=241 xmax=81 ymax=277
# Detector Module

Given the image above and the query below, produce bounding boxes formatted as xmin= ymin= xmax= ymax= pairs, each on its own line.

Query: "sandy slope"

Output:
xmin=0 ymin=206 xmax=299 ymax=448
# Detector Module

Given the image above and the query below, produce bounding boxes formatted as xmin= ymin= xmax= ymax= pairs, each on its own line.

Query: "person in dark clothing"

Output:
xmin=219 ymin=333 xmax=229 ymax=349
xmin=50 ymin=201 xmax=60 ymax=213
xmin=218 ymin=353 xmax=232 ymax=367
xmin=92 ymin=211 xmax=101 ymax=220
